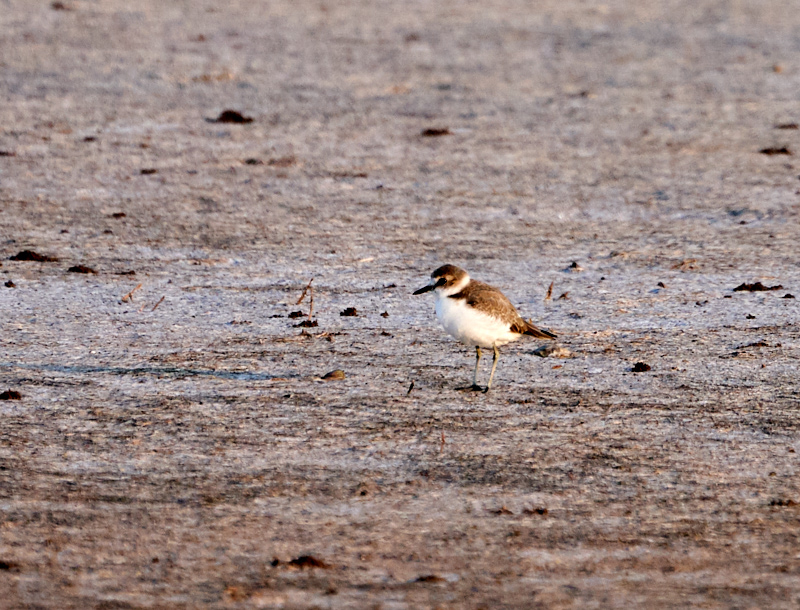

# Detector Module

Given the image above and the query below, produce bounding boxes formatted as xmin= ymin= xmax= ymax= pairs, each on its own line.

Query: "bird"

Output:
xmin=413 ymin=264 xmax=556 ymax=392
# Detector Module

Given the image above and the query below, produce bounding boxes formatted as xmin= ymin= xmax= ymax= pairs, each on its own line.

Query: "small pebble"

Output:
xmin=322 ymin=369 xmax=345 ymax=381
xmin=533 ymin=345 xmax=573 ymax=358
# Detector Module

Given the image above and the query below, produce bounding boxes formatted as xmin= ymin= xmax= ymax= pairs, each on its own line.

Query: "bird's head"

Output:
xmin=413 ymin=264 xmax=469 ymax=296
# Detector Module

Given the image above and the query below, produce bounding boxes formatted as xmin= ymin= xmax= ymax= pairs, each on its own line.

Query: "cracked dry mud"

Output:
xmin=1 ymin=1 xmax=799 ymax=608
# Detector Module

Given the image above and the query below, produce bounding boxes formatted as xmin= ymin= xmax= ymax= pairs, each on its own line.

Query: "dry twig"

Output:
xmin=151 ymin=296 xmax=165 ymax=311
xmin=544 ymin=281 xmax=553 ymax=301
xmin=122 ymin=283 xmax=142 ymax=302
xmin=296 ymin=278 xmax=313 ymax=304
xmin=296 ymin=278 xmax=314 ymax=318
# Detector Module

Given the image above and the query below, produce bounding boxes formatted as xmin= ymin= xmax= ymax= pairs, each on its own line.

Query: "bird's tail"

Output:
xmin=523 ymin=320 xmax=557 ymax=340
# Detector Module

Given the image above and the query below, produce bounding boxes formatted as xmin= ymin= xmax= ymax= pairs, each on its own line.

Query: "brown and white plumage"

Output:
xmin=447 ymin=279 xmax=556 ymax=340
xmin=413 ymin=264 xmax=556 ymax=391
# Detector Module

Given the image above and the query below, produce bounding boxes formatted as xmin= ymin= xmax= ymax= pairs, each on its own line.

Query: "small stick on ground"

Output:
xmin=151 ymin=296 xmax=165 ymax=311
xmin=137 ymin=301 xmax=148 ymax=313
xmin=296 ymin=278 xmax=313 ymax=304
xmin=122 ymin=283 xmax=143 ymax=302
xmin=296 ymin=278 xmax=314 ymax=318
xmin=440 ymin=430 xmax=446 ymax=453
xmin=544 ymin=281 xmax=553 ymax=301
xmin=407 ymin=380 xmax=414 ymax=395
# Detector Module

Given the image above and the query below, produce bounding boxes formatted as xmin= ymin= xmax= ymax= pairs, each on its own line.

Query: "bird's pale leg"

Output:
xmin=457 ymin=346 xmax=483 ymax=391
xmin=484 ymin=344 xmax=500 ymax=393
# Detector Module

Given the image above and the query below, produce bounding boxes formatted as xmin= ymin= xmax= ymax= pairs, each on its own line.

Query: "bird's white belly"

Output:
xmin=435 ymin=296 xmax=520 ymax=347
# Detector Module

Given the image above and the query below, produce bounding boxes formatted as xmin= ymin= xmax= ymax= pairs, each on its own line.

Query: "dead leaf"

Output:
xmin=287 ymin=555 xmax=330 ymax=569
xmin=421 ymin=128 xmax=451 ymax=137
xmin=759 ymin=146 xmax=792 ymax=155
xmin=68 ymin=265 xmax=96 ymax=274
xmin=10 ymin=250 xmax=58 ymax=262
xmin=210 ymin=110 xmax=253 ymax=124
xmin=733 ymin=282 xmax=783 ymax=292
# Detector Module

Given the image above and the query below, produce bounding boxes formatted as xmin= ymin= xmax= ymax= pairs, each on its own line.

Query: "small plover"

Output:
xmin=413 ymin=264 xmax=556 ymax=392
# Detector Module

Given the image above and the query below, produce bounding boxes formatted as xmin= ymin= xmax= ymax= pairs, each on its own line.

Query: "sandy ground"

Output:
xmin=1 ymin=0 xmax=800 ymax=607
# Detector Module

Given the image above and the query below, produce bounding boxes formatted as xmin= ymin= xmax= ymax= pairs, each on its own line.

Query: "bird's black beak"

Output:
xmin=413 ymin=277 xmax=446 ymax=295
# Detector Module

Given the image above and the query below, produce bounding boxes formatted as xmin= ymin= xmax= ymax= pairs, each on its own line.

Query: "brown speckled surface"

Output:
xmin=1 ymin=1 xmax=799 ymax=607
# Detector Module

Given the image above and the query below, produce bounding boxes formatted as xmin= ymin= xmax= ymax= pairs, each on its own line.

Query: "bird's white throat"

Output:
xmin=435 ymin=274 xmax=470 ymax=298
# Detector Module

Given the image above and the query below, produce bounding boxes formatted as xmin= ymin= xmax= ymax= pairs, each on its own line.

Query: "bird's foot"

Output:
xmin=456 ymin=384 xmax=484 ymax=392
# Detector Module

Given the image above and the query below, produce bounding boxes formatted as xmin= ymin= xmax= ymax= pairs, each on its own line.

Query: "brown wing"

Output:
xmin=450 ymin=281 xmax=557 ymax=339
xmin=511 ymin=319 xmax=557 ymax=340
xmin=450 ymin=281 xmax=518 ymax=324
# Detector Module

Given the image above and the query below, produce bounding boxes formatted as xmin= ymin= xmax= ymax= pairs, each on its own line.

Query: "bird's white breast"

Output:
xmin=434 ymin=294 xmax=521 ymax=348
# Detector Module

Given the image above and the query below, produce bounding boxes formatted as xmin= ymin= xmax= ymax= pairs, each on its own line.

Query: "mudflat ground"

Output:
xmin=1 ymin=1 xmax=799 ymax=608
